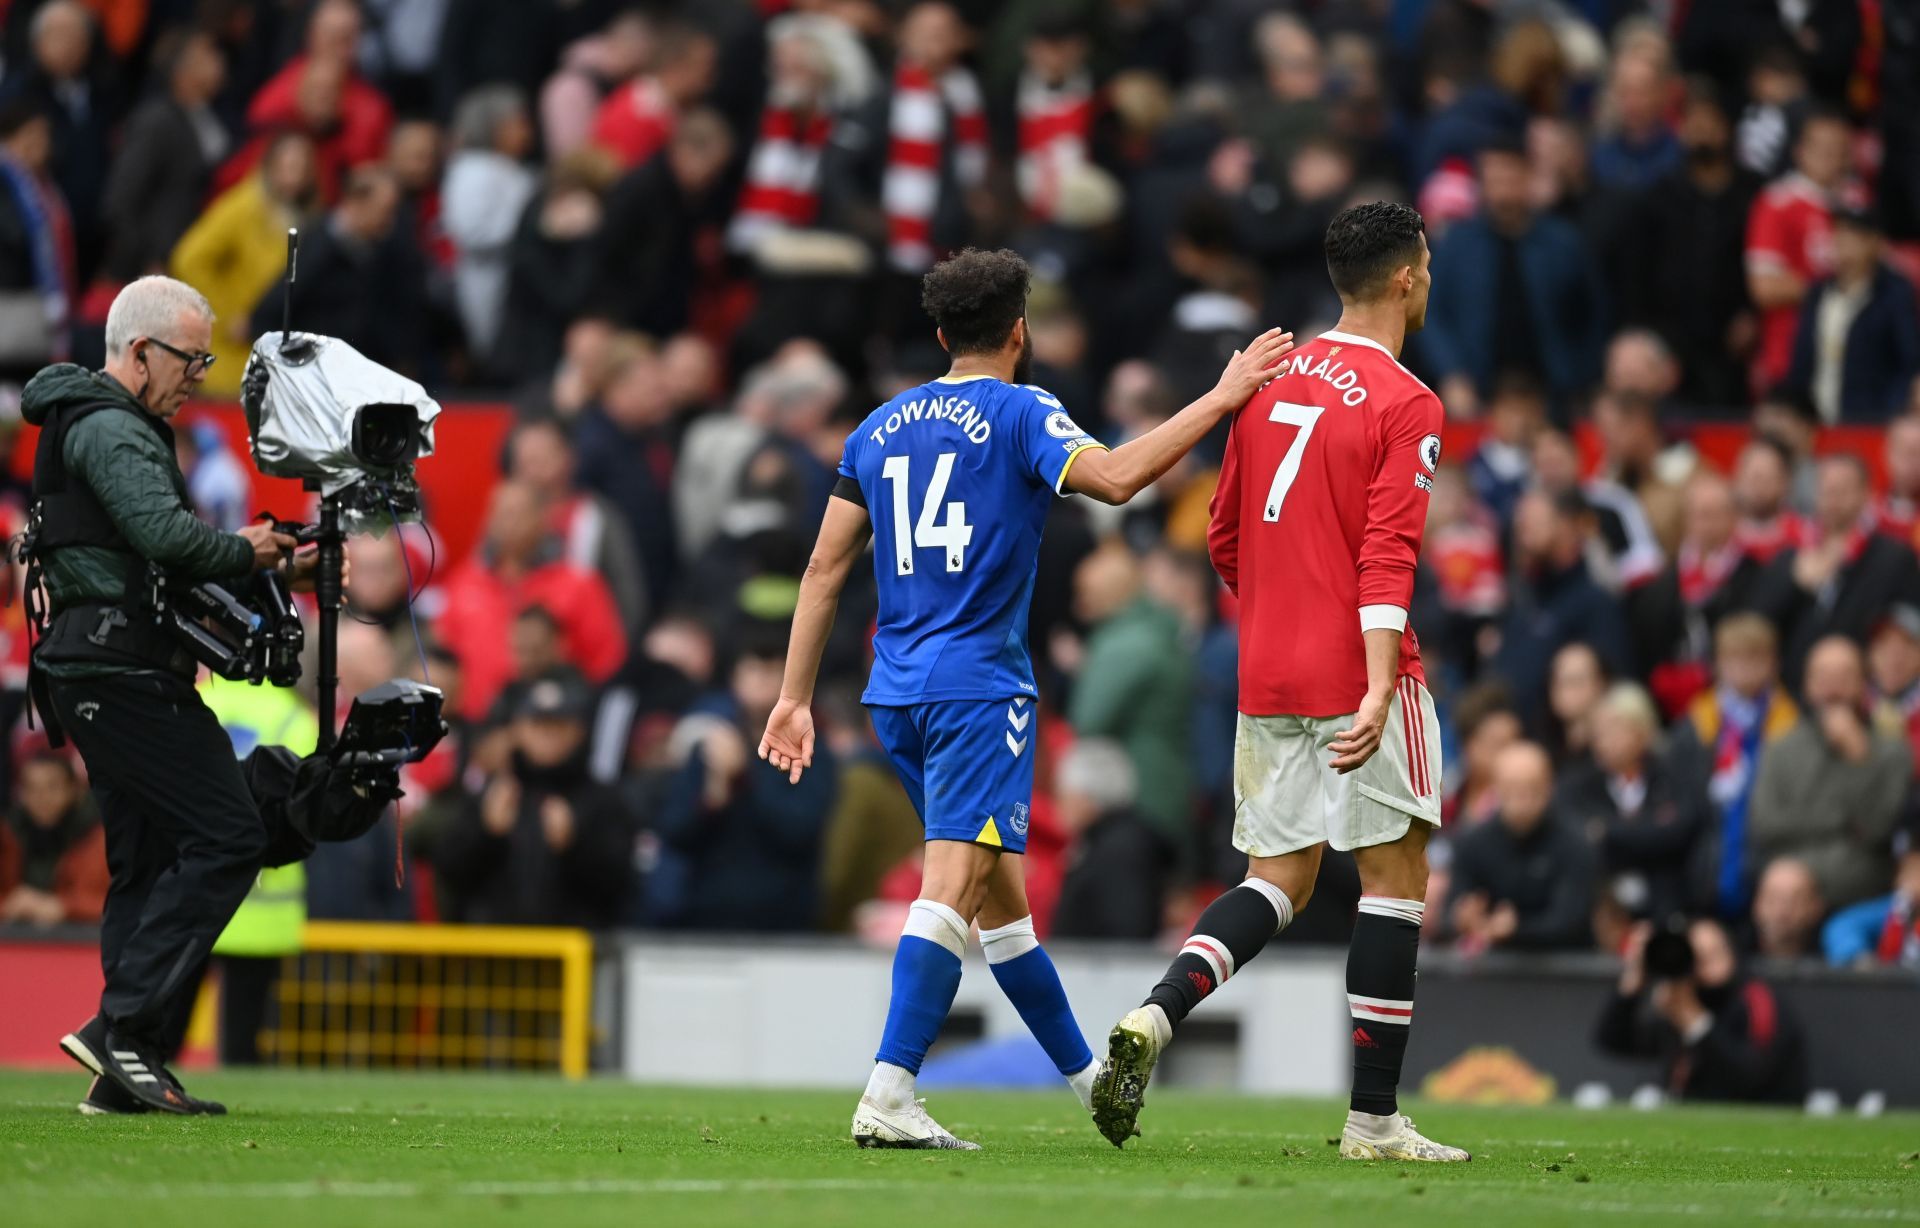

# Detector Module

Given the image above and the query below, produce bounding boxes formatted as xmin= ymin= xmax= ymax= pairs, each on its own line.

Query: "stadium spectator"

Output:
xmin=1066 ymin=543 xmax=1193 ymax=849
xmin=0 ymin=750 xmax=105 ymax=926
xmin=1591 ymin=388 xmax=1685 ymax=556
xmin=1449 ymin=741 xmax=1595 ymax=952
xmin=504 ymin=415 xmax=647 ymax=631
xmin=497 ymin=150 xmax=617 ymax=386
xmin=1785 ymin=205 xmax=1920 ymax=424
xmin=2 ymin=0 xmax=113 ymax=282
xmin=1750 ymin=636 xmax=1911 ymax=909
xmin=590 ymin=106 xmax=733 ymax=337
xmin=1750 ymin=387 xmax=1821 ymax=512
xmin=1868 ymin=605 xmax=1920 ymax=769
xmin=653 ymin=634 xmax=836 ymax=932
xmin=1745 ymin=106 xmax=1852 ymax=393
xmin=573 ymin=338 xmax=681 ymax=610
xmin=879 ymin=2 xmax=987 ymax=275
xmin=1876 ymin=417 xmax=1920 ymax=548
xmin=99 ymin=30 xmax=229 ymax=284
xmin=1730 ymin=434 xmax=1807 ymax=562
xmin=1050 ymin=738 xmax=1169 ymax=943
xmin=815 ymin=693 xmax=921 ymax=934
xmin=1752 ymin=454 xmax=1920 ymax=684
xmin=170 ymin=129 xmax=318 ymax=396
xmin=437 ymin=668 xmax=636 ymax=928
xmin=1494 ymin=488 xmax=1633 ymax=727
xmin=386 ymin=117 xmax=449 ymax=275
xmin=1427 ymin=686 xmax=1522 ymax=933
xmin=1749 ymin=856 xmax=1826 ymax=960
xmin=435 ymin=480 xmax=628 ymax=723
xmin=0 ymin=98 xmax=71 ymax=384
xmin=1629 ymin=470 xmax=1767 ymax=713
xmin=726 ymin=12 xmax=877 ymax=258
xmin=250 ymin=164 xmax=427 ymax=375
xmin=1667 ymin=613 xmax=1799 ymax=921
xmin=1619 ymin=76 xmax=1760 ymax=410
xmin=236 ymin=0 xmax=392 ymax=196
xmin=542 ymin=11 xmax=652 ymax=161
xmin=1421 ymin=463 xmax=1505 ymax=677
xmin=1590 ymin=51 xmax=1681 ymax=191
xmin=1419 ymin=138 xmax=1608 ymax=418
xmin=587 ymin=18 xmax=716 ymax=171
xmin=1545 ymin=641 xmax=1612 ymax=770
xmin=441 ymin=85 xmax=539 ymax=366
xmin=1595 ymin=916 xmax=1809 ymax=1103
xmin=1822 ymin=846 xmax=1920 ymax=969
xmin=1555 ymin=683 xmax=1706 ymax=924
xmin=1466 ymin=375 xmax=1543 ymax=526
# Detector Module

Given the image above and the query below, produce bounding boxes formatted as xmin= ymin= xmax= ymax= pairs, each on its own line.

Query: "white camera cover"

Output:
xmin=244 ymin=332 xmax=440 ymax=499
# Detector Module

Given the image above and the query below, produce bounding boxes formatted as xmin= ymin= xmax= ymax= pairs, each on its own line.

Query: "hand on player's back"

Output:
xmin=1210 ymin=328 xmax=1295 ymax=407
xmin=758 ymin=696 xmax=816 ymax=785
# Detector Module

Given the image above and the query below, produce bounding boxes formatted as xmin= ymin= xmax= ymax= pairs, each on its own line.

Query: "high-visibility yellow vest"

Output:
xmin=200 ymin=676 xmax=317 ymax=959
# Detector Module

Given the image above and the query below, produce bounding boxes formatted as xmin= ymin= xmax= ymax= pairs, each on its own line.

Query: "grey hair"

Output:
xmin=450 ymin=85 xmax=528 ymax=151
xmin=1057 ymin=739 xmax=1138 ymax=811
xmin=1597 ymin=682 xmax=1662 ymax=743
xmin=104 ymin=276 xmax=214 ymax=355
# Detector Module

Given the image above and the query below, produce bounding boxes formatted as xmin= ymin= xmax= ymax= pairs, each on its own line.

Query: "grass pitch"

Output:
xmin=0 ymin=1069 xmax=1914 ymax=1228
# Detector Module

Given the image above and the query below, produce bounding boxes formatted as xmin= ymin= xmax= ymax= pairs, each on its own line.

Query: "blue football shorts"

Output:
xmin=868 ymin=697 xmax=1035 ymax=854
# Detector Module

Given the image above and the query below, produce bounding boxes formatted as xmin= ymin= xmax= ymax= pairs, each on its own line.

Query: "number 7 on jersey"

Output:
xmin=1262 ymin=401 xmax=1324 ymax=521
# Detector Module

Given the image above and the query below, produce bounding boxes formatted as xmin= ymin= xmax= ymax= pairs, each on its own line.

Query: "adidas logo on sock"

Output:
xmin=1352 ymin=1026 xmax=1379 ymax=1049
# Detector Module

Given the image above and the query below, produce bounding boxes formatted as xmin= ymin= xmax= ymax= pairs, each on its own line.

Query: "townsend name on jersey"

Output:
xmin=867 ymin=392 xmax=999 ymax=446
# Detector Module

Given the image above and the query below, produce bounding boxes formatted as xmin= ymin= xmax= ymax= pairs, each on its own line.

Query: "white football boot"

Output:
xmin=851 ymin=1096 xmax=980 ymax=1150
xmin=1339 ymin=1113 xmax=1471 ymax=1162
xmin=1090 ymin=1007 xmax=1167 ymax=1148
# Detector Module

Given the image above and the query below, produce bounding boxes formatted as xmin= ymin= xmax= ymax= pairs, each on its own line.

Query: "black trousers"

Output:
xmin=47 ymin=671 xmax=267 ymax=1044
xmin=161 ymin=954 xmax=282 ymax=1065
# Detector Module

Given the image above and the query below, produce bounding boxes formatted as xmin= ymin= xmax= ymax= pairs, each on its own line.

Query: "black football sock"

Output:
xmin=1347 ymin=895 xmax=1424 ymax=1117
xmin=1143 ymin=878 xmax=1293 ymax=1032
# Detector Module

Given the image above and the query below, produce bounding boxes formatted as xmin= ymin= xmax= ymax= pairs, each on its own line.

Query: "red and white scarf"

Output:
xmin=884 ymin=61 xmax=986 ymax=272
xmin=1677 ymin=540 xmax=1742 ymax=607
xmin=1016 ymin=68 xmax=1093 ymax=222
xmin=727 ymin=105 xmax=835 ymax=252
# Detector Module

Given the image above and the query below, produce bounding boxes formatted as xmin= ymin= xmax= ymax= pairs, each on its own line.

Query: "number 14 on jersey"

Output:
xmin=883 ymin=452 xmax=974 ymax=574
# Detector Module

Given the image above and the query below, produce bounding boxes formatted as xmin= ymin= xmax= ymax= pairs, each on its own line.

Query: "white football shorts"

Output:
xmin=1232 ymin=675 xmax=1443 ymax=857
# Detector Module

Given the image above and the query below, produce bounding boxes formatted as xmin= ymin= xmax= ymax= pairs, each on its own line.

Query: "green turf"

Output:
xmin=0 ymin=1070 xmax=1914 ymax=1227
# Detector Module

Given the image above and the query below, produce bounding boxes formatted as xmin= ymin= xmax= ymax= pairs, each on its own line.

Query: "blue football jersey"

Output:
xmin=839 ymin=375 xmax=1104 ymax=705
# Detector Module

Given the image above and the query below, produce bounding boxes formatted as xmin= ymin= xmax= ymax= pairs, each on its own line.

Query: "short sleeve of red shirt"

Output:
xmin=1745 ymin=191 xmax=1792 ymax=275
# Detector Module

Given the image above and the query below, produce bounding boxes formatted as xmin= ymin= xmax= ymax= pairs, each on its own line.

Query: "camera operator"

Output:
xmin=20 ymin=275 xmax=319 ymax=1114
xmin=1594 ymin=917 xmax=1808 ymax=1104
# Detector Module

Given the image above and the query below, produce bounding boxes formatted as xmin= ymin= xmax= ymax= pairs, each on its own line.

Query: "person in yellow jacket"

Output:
xmin=168 ymin=132 xmax=320 ymax=397
xmin=192 ymin=674 xmax=317 ymax=1064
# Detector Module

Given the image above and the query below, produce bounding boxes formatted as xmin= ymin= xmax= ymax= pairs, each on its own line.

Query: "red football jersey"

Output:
xmin=1209 ymin=331 xmax=1443 ymax=718
xmin=1745 ymin=174 xmax=1835 ymax=390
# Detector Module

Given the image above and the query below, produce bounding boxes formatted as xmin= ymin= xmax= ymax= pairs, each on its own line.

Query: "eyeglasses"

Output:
xmin=143 ymin=337 xmax=217 ymax=377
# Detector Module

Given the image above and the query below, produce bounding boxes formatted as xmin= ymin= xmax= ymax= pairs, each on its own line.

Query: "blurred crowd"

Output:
xmin=2 ymin=0 xmax=1920 ymax=981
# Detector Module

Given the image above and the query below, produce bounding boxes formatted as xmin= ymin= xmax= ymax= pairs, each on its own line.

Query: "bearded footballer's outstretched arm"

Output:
xmin=1062 ymin=329 xmax=1294 ymax=504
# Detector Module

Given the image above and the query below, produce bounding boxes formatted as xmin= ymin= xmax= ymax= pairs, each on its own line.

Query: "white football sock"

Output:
xmin=865 ymin=1061 xmax=916 ymax=1111
xmin=1067 ymin=1060 xmax=1097 ymax=1110
xmin=1144 ymin=1003 xmax=1173 ymax=1049
xmin=1345 ymin=1108 xmax=1400 ymax=1140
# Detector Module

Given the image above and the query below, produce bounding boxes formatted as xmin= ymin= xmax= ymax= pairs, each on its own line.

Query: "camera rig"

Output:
xmin=236 ymin=229 xmax=442 ymax=749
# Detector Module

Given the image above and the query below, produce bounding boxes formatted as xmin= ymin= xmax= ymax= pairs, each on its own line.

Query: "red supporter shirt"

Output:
xmin=1209 ymin=331 xmax=1442 ymax=718
xmin=1745 ymin=174 xmax=1835 ymax=389
xmin=590 ymin=77 xmax=675 ymax=169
